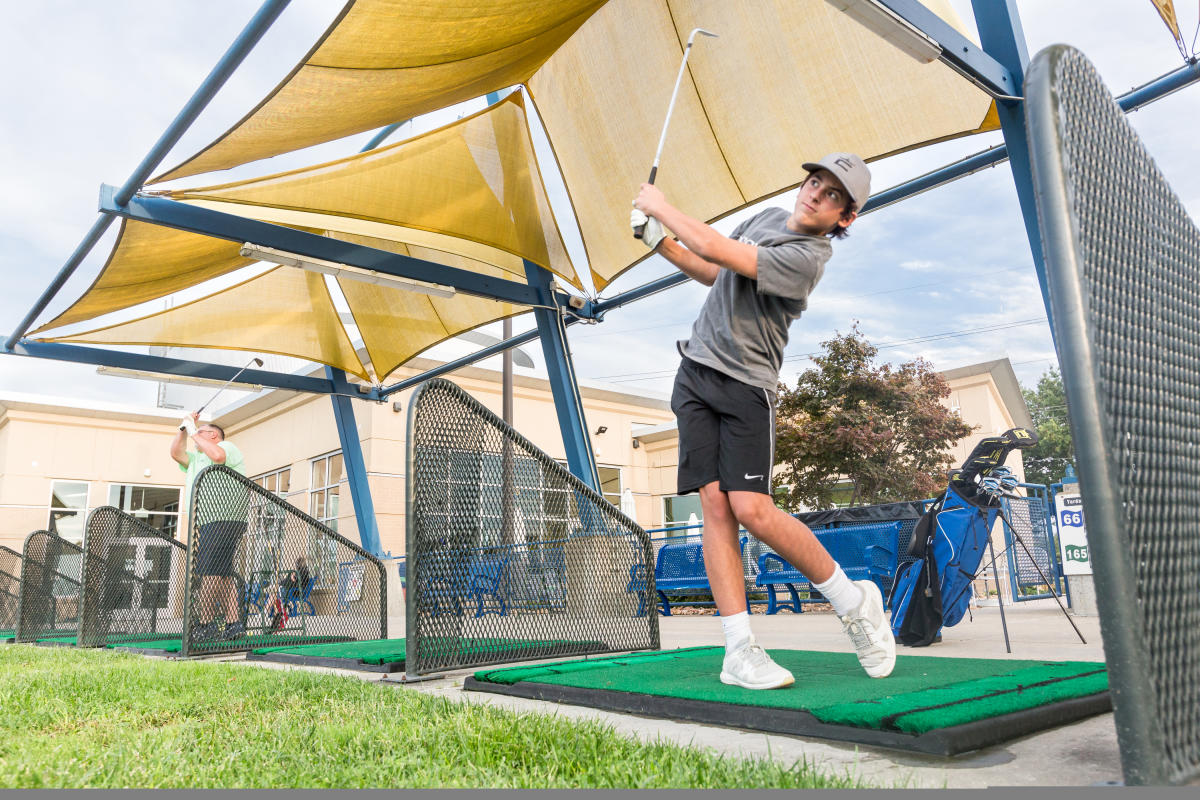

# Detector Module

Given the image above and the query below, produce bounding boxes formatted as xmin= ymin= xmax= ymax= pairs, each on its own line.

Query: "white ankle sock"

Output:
xmin=814 ymin=567 xmax=864 ymax=617
xmin=721 ymin=611 xmax=753 ymax=653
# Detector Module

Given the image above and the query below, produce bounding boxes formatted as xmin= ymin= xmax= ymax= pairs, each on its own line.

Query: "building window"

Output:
xmin=48 ymin=481 xmax=89 ymax=543
xmin=252 ymin=467 xmax=291 ymax=497
xmin=107 ymin=484 xmax=182 ymax=538
xmin=308 ymin=452 xmax=343 ymax=586
xmin=598 ymin=466 xmax=622 ymax=509
xmin=662 ymin=494 xmax=703 ymax=529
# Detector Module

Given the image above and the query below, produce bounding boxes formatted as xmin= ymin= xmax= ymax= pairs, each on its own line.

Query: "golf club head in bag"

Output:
xmin=949 ymin=427 xmax=1039 ymax=489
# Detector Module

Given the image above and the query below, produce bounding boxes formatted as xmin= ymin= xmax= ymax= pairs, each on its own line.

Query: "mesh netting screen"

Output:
xmin=184 ymin=465 xmax=386 ymax=656
xmin=1002 ymin=495 xmax=1060 ymax=601
xmin=77 ymin=506 xmax=187 ymax=648
xmin=17 ymin=530 xmax=83 ymax=642
xmin=1029 ymin=45 xmax=1200 ymax=783
xmin=405 ymin=378 xmax=658 ymax=676
xmin=0 ymin=545 xmax=22 ymax=632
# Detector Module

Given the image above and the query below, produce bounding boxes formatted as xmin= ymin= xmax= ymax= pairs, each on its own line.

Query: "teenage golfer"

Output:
xmin=631 ymin=153 xmax=896 ymax=688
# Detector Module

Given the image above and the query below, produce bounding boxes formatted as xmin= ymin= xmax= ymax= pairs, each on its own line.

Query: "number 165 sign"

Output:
xmin=1057 ymin=495 xmax=1092 ymax=576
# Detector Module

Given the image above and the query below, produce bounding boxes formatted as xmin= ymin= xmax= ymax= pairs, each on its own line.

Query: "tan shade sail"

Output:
xmin=326 ymin=230 xmax=526 ymax=380
xmin=153 ymin=0 xmax=607 ymax=183
xmin=162 ymin=93 xmax=582 ymax=289
xmin=528 ymin=0 xmax=996 ymax=288
xmin=147 ymin=0 xmax=996 ymax=290
xmin=39 ymin=267 xmax=371 ymax=380
xmin=1150 ymin=0 xmax=1185 ymax=49
xmin=31 ymin=219 xmax=256 ymax=333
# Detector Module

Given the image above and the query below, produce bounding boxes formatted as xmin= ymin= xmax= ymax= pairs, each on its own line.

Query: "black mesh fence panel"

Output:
xmin=183 ymin=465 xmax=386 ymax=656
xmin=1027 ymin=44 xmax=1200 ymax=784
xmin=406 ymin=378 xmax=658 ymax=676
xmin=0 ymin=545 xmax=22 ymax=632
xmin=77 ymin=507 xmax=187 ymax=648
xmin=16 ymin=530 xmax=83 ymax=643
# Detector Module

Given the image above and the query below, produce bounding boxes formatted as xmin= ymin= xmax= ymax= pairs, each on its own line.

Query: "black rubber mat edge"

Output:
xmin=462 ymin=678 xmax=1112 ymax=757
xmin=245 ymin=651 xmax=402 ymax=673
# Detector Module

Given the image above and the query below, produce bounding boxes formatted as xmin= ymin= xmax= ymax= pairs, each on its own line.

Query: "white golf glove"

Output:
xmin=630 ymin=208 xmax=666 ymax=250
xmin=180 ymin=416 xmax=197 ymax=436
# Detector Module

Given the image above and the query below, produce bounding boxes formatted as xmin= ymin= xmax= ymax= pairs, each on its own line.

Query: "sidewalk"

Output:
xmin=243 ymin=602 xmax=1117 ymax=788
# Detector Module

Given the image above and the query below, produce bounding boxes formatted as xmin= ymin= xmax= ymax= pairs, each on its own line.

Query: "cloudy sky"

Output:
xmin=1 ymin=1 xmax=1197 ymax=410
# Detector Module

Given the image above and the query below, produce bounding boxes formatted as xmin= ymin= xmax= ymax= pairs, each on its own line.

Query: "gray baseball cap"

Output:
xmin=802 ymin=153 xmax=871 ymax=207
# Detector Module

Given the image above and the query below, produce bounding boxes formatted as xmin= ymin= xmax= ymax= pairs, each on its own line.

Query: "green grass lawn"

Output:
xmin=0 ymin=645 xmax=868 ymax=789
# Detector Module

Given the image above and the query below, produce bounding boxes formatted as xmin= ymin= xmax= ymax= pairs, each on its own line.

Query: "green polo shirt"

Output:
xmin=179 ymin=440 xmax=246 ymax=519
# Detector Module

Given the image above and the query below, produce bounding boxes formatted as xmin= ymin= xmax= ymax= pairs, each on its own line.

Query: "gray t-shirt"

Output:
xmin=678 ymin=207 xmax=832 ymax=391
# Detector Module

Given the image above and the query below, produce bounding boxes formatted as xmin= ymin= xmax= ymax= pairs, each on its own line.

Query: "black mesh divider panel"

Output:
xmin=16 ymin=530 xmax=83 ymax=643
xmin=406 ymin=378 xmax=658 ymax=676
xmin=183 ymin=465 xmax=385 ymax=656
xmin=1027 ymin=44 xmax=1200 ymax=784
xmin=0 ymin=545 xmax=22 ymax=632
xmin=77 ymin=507 xmax=187 ymax=648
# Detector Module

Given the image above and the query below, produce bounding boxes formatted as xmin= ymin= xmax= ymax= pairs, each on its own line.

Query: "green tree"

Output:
xmin=1020 ymin=367 xmax=1075 ymax=486
xmin=774 ymin=325 xmax=973 ymax=511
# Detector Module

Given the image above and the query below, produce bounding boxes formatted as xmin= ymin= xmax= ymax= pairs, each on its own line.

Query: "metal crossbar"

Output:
xmin=16 ymin=530 xmax=83 ymax=643
xmin=182 ymin=465 xmax=386 ymax=656
xmin=0 ymin=545 xmax=22 ymax=632
xmin=405 ymin=378 xmax=658 ymax=677
xmin=77 ymin=507 xmax=187 ymax=648
xmin=1028 ymin=44 xmax=1200 ymax=785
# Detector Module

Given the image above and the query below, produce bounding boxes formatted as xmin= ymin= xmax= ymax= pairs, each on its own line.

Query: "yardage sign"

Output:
xmin=1057 ymin=495 xmax=1092 ymax=575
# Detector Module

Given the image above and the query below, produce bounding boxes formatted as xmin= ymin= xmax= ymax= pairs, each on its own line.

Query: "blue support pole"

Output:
xmin=969 ymin=1 xmax=1052 ymax=320
xmin=325 ymin=366 xmax=382 ymax=555
xmin=524 ymin=260 xmax=599 ymax=490
xmin=4 ymin=0 xmax=292 ymax=351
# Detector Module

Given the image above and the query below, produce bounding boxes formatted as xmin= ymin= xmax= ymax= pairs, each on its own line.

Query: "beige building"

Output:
xmin=0 ymin=356 xmax=1031 ymax=557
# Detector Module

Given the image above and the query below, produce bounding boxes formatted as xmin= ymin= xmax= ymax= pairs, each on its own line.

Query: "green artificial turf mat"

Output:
xmin=468 ymin=646 xmax=1110 ymax=755
xmin=253 ymin=638 xmax=406 ymax=664
xmin=34 ymin=636 xmax=77 ymax=646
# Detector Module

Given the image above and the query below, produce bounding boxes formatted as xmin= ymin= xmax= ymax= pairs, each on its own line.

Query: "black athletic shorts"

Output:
xmin=671 ymin=357 xmax=776 ymax=496
xmin=195 ymin=521 xmax=246 ymax=578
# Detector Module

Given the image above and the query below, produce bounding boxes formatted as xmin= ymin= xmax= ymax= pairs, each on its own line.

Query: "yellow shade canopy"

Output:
xmin=162 ymin=93 xmax=582 ymax=289
xmin=149 ymin=0 xmax=995 ymax=290
xmin=32 ymin=219 xmax=257 ymax=333
xmin=40 ymin=267 xmax=372 ymax=380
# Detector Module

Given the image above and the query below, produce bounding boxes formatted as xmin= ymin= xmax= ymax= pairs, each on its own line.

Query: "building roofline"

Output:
xmin=940 ymin=357 xmax=1034 ymax=430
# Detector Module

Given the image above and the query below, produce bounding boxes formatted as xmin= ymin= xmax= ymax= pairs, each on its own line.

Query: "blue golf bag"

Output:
xmin=888 ymin=427 xmax=1036 ymax=647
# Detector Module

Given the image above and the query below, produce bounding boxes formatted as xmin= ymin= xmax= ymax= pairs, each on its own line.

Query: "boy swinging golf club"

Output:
xmin=631 ymin=153 xmax=896 ymax=688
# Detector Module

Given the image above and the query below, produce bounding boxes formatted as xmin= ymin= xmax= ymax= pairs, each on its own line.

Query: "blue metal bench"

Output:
xmin=634 ymin=536 xmax=749 ymax=616
xmin=755 ymin=521 xmax=903 ymax=614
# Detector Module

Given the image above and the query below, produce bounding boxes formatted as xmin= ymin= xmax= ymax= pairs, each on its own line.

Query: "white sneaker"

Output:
xmin=840 ymin=580 xmax=897 ymax=678
xmin=720 ymin=639 xmax=795 ymax=690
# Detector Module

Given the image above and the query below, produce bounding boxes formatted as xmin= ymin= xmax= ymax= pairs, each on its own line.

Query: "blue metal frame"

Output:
xmin=524 ymin=260 xmax=599 ymax=490
xmin=325 ymin=366 xmax=382 ymax=555
xmin=876 ymin=0 xmax=1017 ymax=97
xmin=97 ymin=186 xmax=574 ymax=310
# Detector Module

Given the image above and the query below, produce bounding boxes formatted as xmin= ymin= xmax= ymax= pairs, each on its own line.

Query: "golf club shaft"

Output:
xmin=634 ymin=28 xmax=716 ymax=239
xmin=196 ymin=357 xmax=263 ymax=415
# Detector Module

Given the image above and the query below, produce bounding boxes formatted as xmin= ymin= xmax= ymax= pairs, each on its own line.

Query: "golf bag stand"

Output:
xmin=888 ymin=427 xmax=1038 ymax=648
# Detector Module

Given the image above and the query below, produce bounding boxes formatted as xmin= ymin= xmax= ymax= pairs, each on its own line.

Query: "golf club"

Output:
xmin=633 ymin=26 xmax=718 ymax=239
xmin=192 ymin=356 xmax=264 ymax=418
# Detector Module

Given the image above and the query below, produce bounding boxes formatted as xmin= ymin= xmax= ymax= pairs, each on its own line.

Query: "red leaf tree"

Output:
xmin=774 ymin=324 xmax=973 ymax=511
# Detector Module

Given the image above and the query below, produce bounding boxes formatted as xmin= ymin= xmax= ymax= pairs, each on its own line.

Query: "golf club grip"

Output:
xmin=632 ymin=167 xmax=658 ymax=239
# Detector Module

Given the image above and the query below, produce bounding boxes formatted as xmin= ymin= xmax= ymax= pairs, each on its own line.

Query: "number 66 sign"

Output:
xmin=1057 ymin=495 xmax=1092 ymax=575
